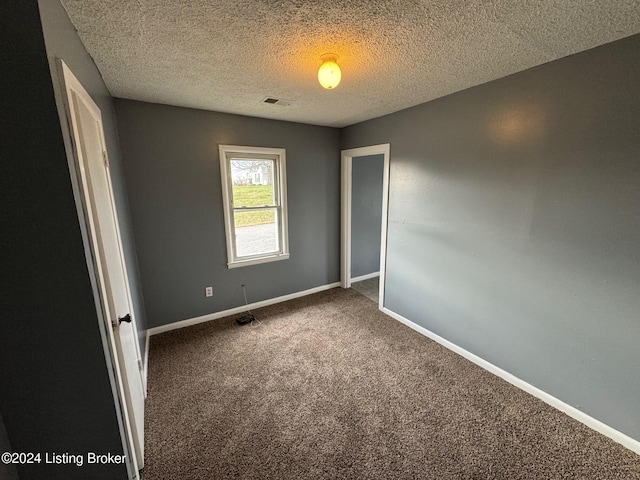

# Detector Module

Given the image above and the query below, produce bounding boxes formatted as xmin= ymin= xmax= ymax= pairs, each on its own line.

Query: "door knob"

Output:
xmin=118 ymin=313 xmax=132 ymax=325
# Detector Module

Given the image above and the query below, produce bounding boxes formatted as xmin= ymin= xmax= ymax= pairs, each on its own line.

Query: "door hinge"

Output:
xmin=138 ymin=359 xmax=144 ymax=372
xmin=102 ymin=150 xmax=109 ymax=167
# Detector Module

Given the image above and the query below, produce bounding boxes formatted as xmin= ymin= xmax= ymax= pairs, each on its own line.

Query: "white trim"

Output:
xmin=351 ymin=271 xmax=380 ymax=283
xmin=227 ymin=252 xmax=290 ymax=269
xmin=381 ymin=307 xmax=640 ymax=455
xmin=219 ymin=145 xmax=289 ymax=268
xmin=341 ymin=144 xmax=391 ymax=313
xmin=142 ymin=331 xmax=150 ymax=396
xmin=340 ymin=155 xmax=352 ymax=288
xmin=148 ymin=282 xmax=341 ymax=336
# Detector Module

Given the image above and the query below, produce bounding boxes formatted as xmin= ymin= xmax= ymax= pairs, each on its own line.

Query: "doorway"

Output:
xmin=60 ymin=61 xmax=145 ymax=477
xmin=340 ymin=144 xmax=390 ymax=309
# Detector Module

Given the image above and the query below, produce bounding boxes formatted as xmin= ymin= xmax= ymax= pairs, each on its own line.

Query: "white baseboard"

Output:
xmin=381 ymin=306 xmax=640 ymax=455
xmin=351 ymin=271 xmax=380 ymax=283
xmin=148 ymin=282 xmax=341 ymax=336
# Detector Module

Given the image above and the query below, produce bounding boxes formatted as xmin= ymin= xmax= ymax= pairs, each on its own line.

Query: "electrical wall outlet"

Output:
xmin=205 ymin=286 xmax=213 ymax=297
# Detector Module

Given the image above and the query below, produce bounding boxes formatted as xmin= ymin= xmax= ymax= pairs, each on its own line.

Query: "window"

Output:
xmin=219 ymin=145 xmax=289 ymax=268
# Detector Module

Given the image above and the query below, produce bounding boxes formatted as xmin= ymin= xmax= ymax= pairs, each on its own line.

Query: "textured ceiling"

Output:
xmin=60 ymin=0 xmax=640 ymax=128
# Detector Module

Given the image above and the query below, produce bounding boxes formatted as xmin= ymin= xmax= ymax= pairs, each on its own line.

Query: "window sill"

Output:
xmin=227 ymin=253 xmax=290 ymax=269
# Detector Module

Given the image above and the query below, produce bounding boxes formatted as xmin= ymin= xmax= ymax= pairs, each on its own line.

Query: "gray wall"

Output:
xmin=351 ymin=154 xmax=384 ymax=278
xmin=0 ymin=413 xmax=18 ymax=480
xmin=114 ymin=100 xmax=341 ymax=328
xmin=0 ymin=1 xmax=127 ymax=478
xmin=38 ymin=0 xmax=148 ymax=356
xmin=342 ymin=34 xmax=640 ymax=441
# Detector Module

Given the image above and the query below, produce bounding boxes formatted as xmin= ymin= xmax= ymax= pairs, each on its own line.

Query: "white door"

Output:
xmin=60 ymin=61 xmax=145 ymax=473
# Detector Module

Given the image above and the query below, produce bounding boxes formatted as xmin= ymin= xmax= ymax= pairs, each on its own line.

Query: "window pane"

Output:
xmin=234 ymin=209 xmax=279 ymax=257
xmin=219 ymin=145 xmax=289 ymax=267
xmin=231 ymin=159 xmax=275 ymax=207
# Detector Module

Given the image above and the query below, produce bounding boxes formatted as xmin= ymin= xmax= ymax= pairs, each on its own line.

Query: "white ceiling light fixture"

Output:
xmin=318 ymin=54 xmax=341 ymax=90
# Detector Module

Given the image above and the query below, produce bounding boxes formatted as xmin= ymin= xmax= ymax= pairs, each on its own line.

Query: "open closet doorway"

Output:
xmin=340 ymin=144 xmax=390 ymax=309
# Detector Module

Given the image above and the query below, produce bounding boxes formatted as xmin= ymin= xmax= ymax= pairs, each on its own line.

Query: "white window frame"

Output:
xmin=219 ymin=145 xmax=290 ymax=268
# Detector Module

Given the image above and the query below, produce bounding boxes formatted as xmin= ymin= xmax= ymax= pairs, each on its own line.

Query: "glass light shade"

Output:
xmin=318 ymin=55 xmax=341 ymax=89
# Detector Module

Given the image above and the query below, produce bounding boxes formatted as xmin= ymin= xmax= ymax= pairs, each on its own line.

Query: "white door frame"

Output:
xmin=58 ymin=60 xmax=143 ymax=479
xmin=340 ymin=144 xmax=391 ymax=310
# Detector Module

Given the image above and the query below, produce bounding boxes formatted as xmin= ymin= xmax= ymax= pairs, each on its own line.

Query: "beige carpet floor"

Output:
xmin=144 ymin=288 xmax=640 ymax=479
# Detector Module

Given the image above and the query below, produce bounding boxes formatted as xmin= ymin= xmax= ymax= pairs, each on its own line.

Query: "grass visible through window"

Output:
xmin=233 ymin=185 xmax=275 ymax=227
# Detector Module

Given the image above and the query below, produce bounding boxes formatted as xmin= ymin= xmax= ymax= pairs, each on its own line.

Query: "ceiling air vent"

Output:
xmin=260 ymin=97 xmax=291 ymax=107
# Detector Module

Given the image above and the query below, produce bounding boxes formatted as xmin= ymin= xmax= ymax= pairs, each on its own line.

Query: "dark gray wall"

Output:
xmin=38 ymin=0 xmax=148 ymax=356
xmin=115 ymin=100 xmax=341 ymax=328
xmin=342 ymin=35 xmax=640 ymax=442
xmin=0 ymin=1 xmax=127 ymax=478
xmin=0 ymin=413 xmax=18 ymax=480
xmin=351 ymin=154 xmax=384 ymax=278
